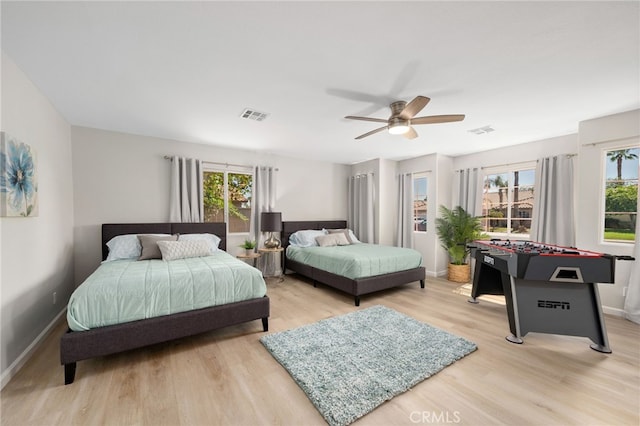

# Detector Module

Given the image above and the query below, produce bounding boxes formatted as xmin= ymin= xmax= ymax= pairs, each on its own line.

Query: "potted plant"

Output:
xmin=240 ymin=239 xmax=256 ymax=256
xmin=435 ymin=205 xmax=485 ymax=283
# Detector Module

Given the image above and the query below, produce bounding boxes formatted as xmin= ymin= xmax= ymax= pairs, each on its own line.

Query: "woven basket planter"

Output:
xmin=448 ymin=263 xmax=471 ymax=283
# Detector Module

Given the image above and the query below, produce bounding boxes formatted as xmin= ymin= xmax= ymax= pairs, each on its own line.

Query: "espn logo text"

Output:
xmin=537 ymin=300 xmax=570 ymax=310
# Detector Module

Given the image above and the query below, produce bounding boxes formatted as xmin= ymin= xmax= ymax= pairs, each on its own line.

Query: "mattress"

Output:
xmin=67 ymin=251 xmax=267 ymax=331
xmin=286 ymin=243 xmax=422 ymax=280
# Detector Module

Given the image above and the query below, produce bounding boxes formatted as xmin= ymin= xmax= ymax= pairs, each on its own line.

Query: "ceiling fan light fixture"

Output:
xmin=345 ymin=95 xmax=464 ymax=140
xmin=388 ymin=119 xmax=410 ymax=135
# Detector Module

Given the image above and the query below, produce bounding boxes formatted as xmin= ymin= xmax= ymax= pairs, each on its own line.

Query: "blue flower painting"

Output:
xmin=0 ymin=132 xmax=38 ymax=217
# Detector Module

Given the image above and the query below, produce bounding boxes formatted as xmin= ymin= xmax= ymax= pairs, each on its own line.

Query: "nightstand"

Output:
xmin=258 ymin=247 xmax=284 ymax=282
xmin=236 ymin=252 xmax=261 ymax=268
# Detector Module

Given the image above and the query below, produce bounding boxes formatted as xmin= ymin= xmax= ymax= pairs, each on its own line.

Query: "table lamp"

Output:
xmin=261 ymin=212 xmax=282 ymax=248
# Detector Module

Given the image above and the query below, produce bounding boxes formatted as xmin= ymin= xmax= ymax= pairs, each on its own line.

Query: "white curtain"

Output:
xmin=396 ymin=173 xmax=413 ymax=248
xmin=250 ymin=166 xmax=279 ymax=276
xmin=623 ymin=183 xmax=640 ymax=324
xmin=169 ymin=156 xmax=203 ymax=222
xmin=453 ymin=168 xmax=481 ymax=216
xmin=530 ymin=155 xmax=575 ymax=246
xmin=348 ymin=173 xmax=375 ymax=243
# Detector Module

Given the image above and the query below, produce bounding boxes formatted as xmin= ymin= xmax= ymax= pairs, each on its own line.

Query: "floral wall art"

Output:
xmin=0 ymin=132 xmax=38 ymax=217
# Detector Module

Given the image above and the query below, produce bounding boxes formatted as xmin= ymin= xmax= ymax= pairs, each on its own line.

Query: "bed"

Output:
xmin=282 ymin=220 xmax=425 ymax=306
xmin=60 ymin=222 xmax=270 ymax=385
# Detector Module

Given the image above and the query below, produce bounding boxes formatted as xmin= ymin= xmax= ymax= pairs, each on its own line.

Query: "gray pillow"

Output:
xmin=138 ymin=234 xmax=177 ymax=260
xmin=327 ymin=228 xmax=353 ymax=244
xmin=316 ymin=233 xmax=350 ymax=247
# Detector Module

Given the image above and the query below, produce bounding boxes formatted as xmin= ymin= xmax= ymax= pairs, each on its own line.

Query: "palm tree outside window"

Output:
xmin=604 ymin=148 xmax=638 ymax=243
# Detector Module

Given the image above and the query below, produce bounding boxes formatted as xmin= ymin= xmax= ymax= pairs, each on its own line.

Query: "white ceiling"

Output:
xmin=2 ymin=1 xmax=639 ymax=165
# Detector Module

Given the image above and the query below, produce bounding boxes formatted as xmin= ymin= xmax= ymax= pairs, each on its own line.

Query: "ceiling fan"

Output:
xmin=344 ymin=95 xmax=465 ymax=140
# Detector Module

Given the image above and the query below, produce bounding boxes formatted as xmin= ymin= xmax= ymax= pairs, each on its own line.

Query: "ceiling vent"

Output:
xmin=240 ymin=108 xmax=269 ymax=122
xmin=468 ymin=125 xmax=495 ymax=135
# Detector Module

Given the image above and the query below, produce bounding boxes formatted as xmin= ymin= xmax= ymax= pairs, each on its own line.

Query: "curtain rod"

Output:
xmin=587 ymin=136 xmax=640 ymax=147
xmin=478 ymin=154 xmax=577 ymax=171
xmin=164 ymin=155 xmax=278 ymax=171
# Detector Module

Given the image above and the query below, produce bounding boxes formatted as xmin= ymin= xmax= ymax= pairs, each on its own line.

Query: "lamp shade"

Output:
xmin=261 ymin=212 xmax=282 ymax=232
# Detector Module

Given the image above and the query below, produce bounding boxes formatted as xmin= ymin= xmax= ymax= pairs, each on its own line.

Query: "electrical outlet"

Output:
xmin=53 ymin=292 xmax=57 ymax=305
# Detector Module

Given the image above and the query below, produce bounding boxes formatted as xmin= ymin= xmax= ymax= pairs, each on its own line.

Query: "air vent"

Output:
xmin=240 ymin=108 xmax=269 ymax=122
xmin=468 ymin=125 xmax=495 ymax=135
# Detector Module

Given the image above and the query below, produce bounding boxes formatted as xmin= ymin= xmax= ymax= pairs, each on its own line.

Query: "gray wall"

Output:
xmin=1 ymin=53 xmax=75 ymax=384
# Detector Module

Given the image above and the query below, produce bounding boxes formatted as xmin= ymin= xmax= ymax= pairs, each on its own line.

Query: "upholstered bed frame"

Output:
xmin=282 ymin=220 xmax=425 ymax=306
xmin=60 ymin=222 xmax=270 ymax=385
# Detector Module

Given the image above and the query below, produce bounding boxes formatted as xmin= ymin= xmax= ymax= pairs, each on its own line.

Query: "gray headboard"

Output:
xmin=101 ymin=222 xmax=227 ymax=260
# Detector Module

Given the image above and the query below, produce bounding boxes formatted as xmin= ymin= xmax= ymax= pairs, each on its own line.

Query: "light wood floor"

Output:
xmin=2 ymin=275 xmax=639 ymax=426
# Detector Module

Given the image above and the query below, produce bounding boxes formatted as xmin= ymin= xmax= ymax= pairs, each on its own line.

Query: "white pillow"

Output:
xmin=105 ymin=234 xmax=141 ymax=261
xmin=157 ymin=240 xmax=212 ymax=261
xmin=316 ymin=233 xmax=350 ymax=247
xmin=178 ymin=233 xmax=221 ymax=254
xmin=289 ymin=229 xmax=327 ymax=247
xmin=105 ymin=234 xmax=173 ymax=261
xmin=348 ymin=229 xmax=360 ymax=243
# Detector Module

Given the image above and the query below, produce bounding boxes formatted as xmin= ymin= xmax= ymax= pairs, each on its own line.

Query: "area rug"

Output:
xmin=260 ymin=305 xmax=477 ymax=426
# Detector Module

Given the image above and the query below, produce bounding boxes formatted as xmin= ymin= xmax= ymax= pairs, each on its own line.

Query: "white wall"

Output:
xmin=71 ymin=126 xmax=349 ymax=284
xmin=453 ymin=134 xmax=578 ymax=170
xmin=1 ymin=53 xmax=74 ymax=385
xmin=577 ymin=110 xmax=639 ymax=314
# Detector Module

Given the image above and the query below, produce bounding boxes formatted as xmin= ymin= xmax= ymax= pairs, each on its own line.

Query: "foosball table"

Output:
xmin=468 ymin=239 xmax=616 ymax=353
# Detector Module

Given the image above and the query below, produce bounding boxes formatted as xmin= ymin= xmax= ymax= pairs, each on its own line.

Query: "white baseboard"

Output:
xmin=1 ymin=308 xmax=66 ymax=390
xmin=425 ymin=269 xmax=439 ymax=278
xmin=602 ymin=305 xmax=625 ymax=317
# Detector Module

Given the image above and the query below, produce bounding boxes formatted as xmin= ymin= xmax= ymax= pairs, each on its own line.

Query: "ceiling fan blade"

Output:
xmin=326 ymin=88 xmax=393 ymax=106
xmin=345 ymin=115 xmax=389 ymax=124
xmin=411 ymin=114 xmax=465 ymax=125
xmin=403 ymin=127 xmax=418 ymax=140
xmin=355 ymin=126 xmax=388 ymax=140
xmin=399 ymin=96 xmax=430 ymax=119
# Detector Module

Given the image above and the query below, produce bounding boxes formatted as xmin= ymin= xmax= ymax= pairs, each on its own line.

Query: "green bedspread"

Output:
xmin=286 ymin=243 xmax=422 ymax=280
xmin=67 ymin=251 xmax=267 ymax=331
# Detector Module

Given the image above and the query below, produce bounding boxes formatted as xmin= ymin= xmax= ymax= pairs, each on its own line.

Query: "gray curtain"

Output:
xmin=454 ymin=168 xmax=481 ymax=216
xmin=348 ymin=173 xmax=375 ymax=243
xmin=396 ymin=173 xmax=413 ymax=248
xmin=623 ymin=185 xmax=640 ymax=324
xmin=530 ymin=155 xmax=575 ymax=246
xmin=169 ymin=156 xmax=203 ymax=222
xmin=250 ymin=166 xmax=279 ymax=276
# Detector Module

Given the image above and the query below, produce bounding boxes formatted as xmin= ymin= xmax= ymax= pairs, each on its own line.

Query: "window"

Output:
xmin=203 ymin=170 xmax=253 ymax=233
xmin=481 ymin=168 xmax=536 ymax=237
xmin=603 ymin=147 xmax=638 ymax=243
xmin=413 ymin=174 xmax=427 ymax=232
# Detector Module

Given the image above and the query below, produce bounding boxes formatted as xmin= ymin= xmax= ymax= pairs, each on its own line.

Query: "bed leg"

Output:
xmin=262 ymin=317 xmax=269 ymax=332
xmin=313 ymin=280 xmax=318 ymax=288
xmin=420 ymin=279 xmax=425 ymax=288
xmin=354 ymin=296 xmax=360 ymax=307
xmin=64 ymin=362 xmax=77 ymax=385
